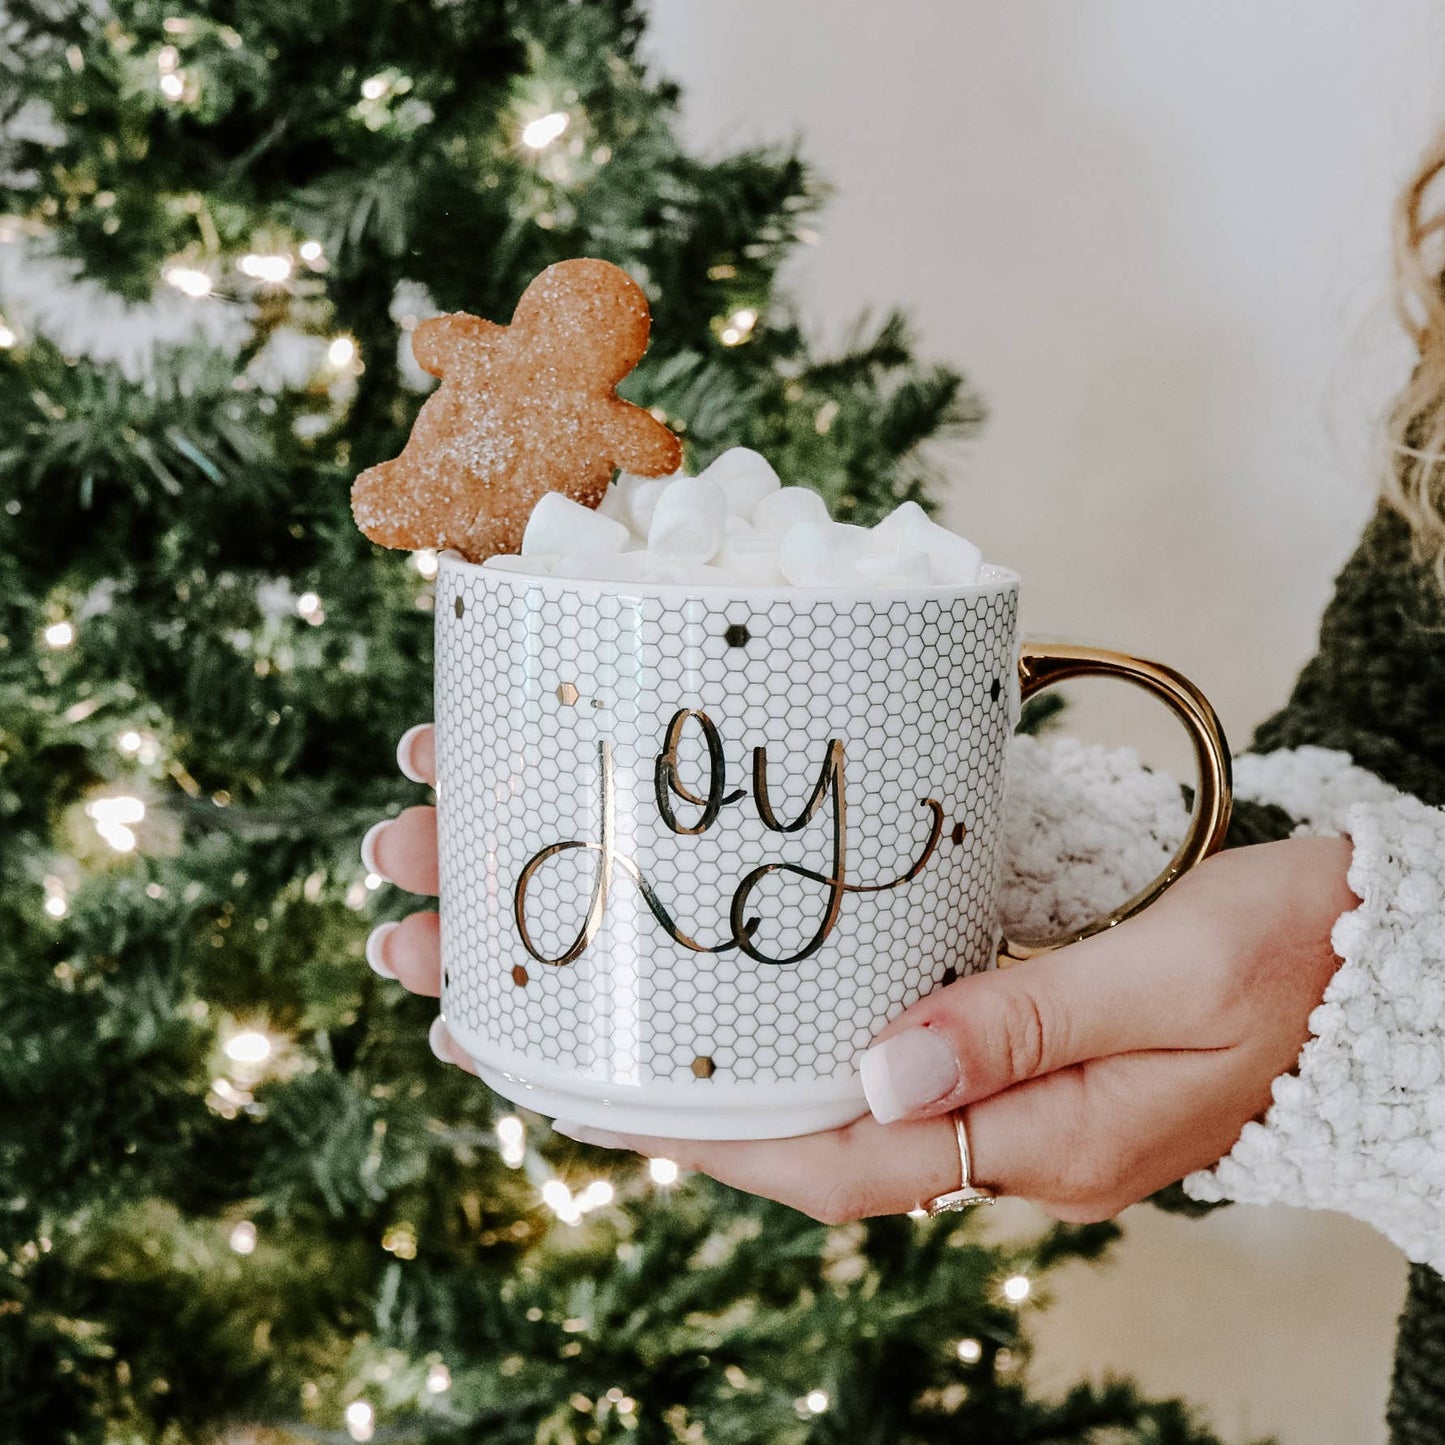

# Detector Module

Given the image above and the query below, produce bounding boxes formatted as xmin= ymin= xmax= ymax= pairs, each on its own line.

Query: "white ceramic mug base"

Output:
xmin=448 ymin=1018 xmax=871 ymax=1139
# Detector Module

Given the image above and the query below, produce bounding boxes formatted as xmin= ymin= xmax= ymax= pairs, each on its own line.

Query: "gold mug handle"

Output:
xmin=998 ymin=642 xmax=1233 ymax=966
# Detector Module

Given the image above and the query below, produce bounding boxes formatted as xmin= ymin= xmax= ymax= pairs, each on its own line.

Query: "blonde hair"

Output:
xmin=1387 ymin=127 xmax=1445 ymax=595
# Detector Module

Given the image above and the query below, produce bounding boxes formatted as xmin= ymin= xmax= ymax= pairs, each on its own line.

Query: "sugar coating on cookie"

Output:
xmin=351 ymin=258 xmax=682 ymax=562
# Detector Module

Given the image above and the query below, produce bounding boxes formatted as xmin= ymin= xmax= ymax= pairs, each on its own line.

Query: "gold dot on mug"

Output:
xmin=950 ymin=821 xmax=968 ymax=846
xmin=691 ymin=1055 xmax=716 ymax=1079
xmin=556 ymin=682 xmax=580 ymax=706
xmin=512 ymin=964 xmax=529 ymax=987
xmin=939 ymin=966 xmax=959 ymax=987
xmin=454 ymin=596 xmax=465 ymax=619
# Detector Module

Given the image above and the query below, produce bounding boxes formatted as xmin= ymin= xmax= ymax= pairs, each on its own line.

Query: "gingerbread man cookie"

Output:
xmin=351 ymin=258 xmax=682 ymax=562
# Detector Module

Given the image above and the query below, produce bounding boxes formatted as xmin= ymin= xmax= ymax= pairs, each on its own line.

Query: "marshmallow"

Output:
xmin=647 ymin=475 xmax=729 ymax=563
xmin=610 ymin=472 xmax=674 ymax=539
xmin=698 ymin=447 xmax=782 ymax=522
xmin=752 ymin=485 xmax=832 ymax=535
xmin=523 ymin=491 xmax=631 ymax=558
xmin=713 ymin=531 xmax=789 ymax=586
xmin=776 ymin=521 xmax=861 ymax=587
xmin=852 ymin=550 xmax=931 ymax=588
xmin=482 ymin=552 xmax=553 ymax=574
xmin=872 ymin=500 xmax=983 ymax=585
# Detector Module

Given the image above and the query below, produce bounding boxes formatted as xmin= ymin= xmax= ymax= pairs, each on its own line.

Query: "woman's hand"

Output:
xmin=363 ymin=725 xmax=1358 ymax=1225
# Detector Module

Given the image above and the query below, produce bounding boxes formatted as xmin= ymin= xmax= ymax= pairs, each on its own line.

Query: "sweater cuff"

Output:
xmin=1182 ymin=759 xmax=1445 ymax=1273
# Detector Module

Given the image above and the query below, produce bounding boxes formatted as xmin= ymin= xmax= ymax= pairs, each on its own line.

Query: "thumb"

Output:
xmin=859 ymin=912 xmax=1214 ymax=1124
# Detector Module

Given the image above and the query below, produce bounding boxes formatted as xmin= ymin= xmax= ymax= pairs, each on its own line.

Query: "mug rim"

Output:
xmin=437 ymin=547 xmax=1021 ymax=602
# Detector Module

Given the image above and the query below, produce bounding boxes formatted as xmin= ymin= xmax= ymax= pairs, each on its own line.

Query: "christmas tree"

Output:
xmin=1 ymin=2 xmax=1245 ymax=1440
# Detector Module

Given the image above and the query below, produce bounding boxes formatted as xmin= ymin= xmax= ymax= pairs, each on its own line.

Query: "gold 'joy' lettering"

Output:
xmin=513 ymin=714 xmax=942 ymax=969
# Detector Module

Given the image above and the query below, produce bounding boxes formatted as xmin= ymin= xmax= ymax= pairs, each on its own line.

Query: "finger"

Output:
xmin=365 ymin=911 xmax=441 ymax=996
xmin=965 ymin=1047 xmax=1253 ymax=1216
xmin=551 ymin=1110 xmax=967 ymax=1225
xmin=553 ymin=1047 xmax=1248 ymax=1225
xmin=361 ymin=806 xmax=439 ymax=895
xmin=859 ymin=900 xmax=1231 ymax=1124
xmin=429 ymin=1017 xmax=479 ymax=1075
xmin=397 ymin=724 xmax=436 ymax=786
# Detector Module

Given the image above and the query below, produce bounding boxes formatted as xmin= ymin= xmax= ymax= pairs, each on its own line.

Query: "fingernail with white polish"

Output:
xmin=428 ymin=1015 xmax=452 ymax=1064
xmin=396 ymin=724 xmax=429 ymax=784
xmin=360 ymin=819 xmax=388 ymax=876
xmin=365 ymin=921 xmax=400 ymax=979
xmin=552 ymin=1118 xmax=629 ymax=1150
xmin=860 ymin=1027 xmax=960 ymax=1124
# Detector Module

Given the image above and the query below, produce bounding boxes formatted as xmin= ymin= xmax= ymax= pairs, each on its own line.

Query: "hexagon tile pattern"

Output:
xmin=434 ymin=564 xmax=1021 ymax=1089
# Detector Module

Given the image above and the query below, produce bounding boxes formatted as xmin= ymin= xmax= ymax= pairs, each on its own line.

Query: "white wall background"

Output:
xmin=645 ymin=3 xmax=1445 ymax=1440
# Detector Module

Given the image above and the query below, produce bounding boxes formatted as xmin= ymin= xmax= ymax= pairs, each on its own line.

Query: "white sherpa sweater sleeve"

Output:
xmin=1003 ymin=735 xmax=1445 ymax=1273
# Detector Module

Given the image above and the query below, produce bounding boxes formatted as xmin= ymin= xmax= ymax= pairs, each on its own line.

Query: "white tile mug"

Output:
xmin=433 ymin=552 xmax=1231 ymax=1140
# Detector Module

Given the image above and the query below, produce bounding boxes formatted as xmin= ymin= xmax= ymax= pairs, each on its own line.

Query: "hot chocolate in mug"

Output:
xmin=433 ymin=553 xmax=1232 ymax=1140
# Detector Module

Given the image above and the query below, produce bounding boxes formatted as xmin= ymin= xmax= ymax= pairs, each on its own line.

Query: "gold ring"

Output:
xmin=923 ymin=1108 xmax=997 ymax=1217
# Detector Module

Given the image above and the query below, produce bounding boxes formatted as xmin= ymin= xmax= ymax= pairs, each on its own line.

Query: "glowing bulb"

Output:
xmin=411 ymin=548 xmax=439 ymax=579
xmin=0 ymin=322 xmax=15 ymax=348
xmin=296 ymin=590 xmax=321 ymax=617
xmin=363 ymin=872 xmax=382 ymax=891
xmin=229 ymin=1220 xmax=257 ymax=1255
xmin=497 ymin=1115 xmax=525 ymax=1145
xmin=1003 ymin=1274 xmax=1031 ymax=1303
xmin=907 ymin=1206 xmax=928 ymax=1220
xmin=159 ymin=72 xmax=184 ymax=100
xmin=804 ymin=1390 xmax=829 ymax=1414
xmin=327 ymin=336 xmax=356 ymax=367
xmin=157 ymin=45 xmax=179 ymax=72
xmin=238 ymin=253 xmax=293 ymax=283
xmin=44 ymin=895 xmax=67 ymax=919
xmin=44 ymin=621 xmax=75 ymax=649
xmin=225 ymin=1030 xmax=272 ymax=1065
xmin=720 ymin=307 xmax=758 ymax=346
xmin=541 ymin=1179 xmax=572 ymax=1213
xmin=956 ymin=1338 xmax=982 ymax=1363
xmin=521 ymin=111 xmax=569 ymax=150
xmin=299 ymin=240 xmax=323 ymax=262
xmin=425 ymin=1363 xmax=451 ymax=1394
xmin=577 ymin=1179 xmax=614 ymax=1212
xmin=344 ymin=1400 xmax=375 ymax=1442
xmin=360 ymin=75 xmax=388 ymax=100
xmin=117 ymin=730 xmax=143 ymax=754
xmin=648 ymin=1157 xmax=679 ymax=1186
xmin=88 ymin=796 xmax=146 ymax=825
xmin=163 ymin=265 xmax=213 ymax=297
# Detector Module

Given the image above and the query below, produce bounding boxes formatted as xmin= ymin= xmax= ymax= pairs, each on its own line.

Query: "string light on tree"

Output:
xmin=43 ymin=620 xmax=75 ymax=649
xmin=719 ymin=307 xmax=758 ymax=346
xmin=797 ymin=1390 xmax=830 ymax=1416
xmin=299 ymin=240 xmax=324 ymax=263
xmin=956 ymin=1338 xmax=983 ymax=1363
xmin=1003 ymin=1273 xmax=1032 ymax=1304
xmin=521 ymin=111 xmax=569 ymax=150
xmin=411 ymin=548 xmax=439 ymax=580
xmin=425 ymin=1363 xmax=451 ymax=1394
xmin=648 ymin=1157 xmax=679 ymax=1186
xmin=0 ymin=319 xmax=16 ymax=348
xmin=162 ymin=264 xmax=213 ymax=298
xmin=496 ymin=1114 xmax=526 ymax=1167
xmin=344 ymin=1400 xmax=375 ymax=1442
xmin=42 ymin=876 xmax=67 ymax=919
xmin=328 ymin=336 xmax=357 ymax=368
xmin=295 ymin=591 xmax=325 ymax=625
xmin=229 ymin=1221 xmax=258 ymax=1255
xmin=224 ymin=1029 xmax=273 ymax=1067
xmin=238 ymin=253 xmax=293 ymax=284
xmin=85 ymin=794 xmax=145 ymax=852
